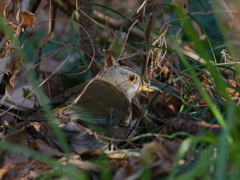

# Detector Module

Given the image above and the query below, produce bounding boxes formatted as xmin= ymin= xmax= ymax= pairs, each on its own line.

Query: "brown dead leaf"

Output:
xmin=160 ymin=113 xmax=221 ymax=136
xmin=148 ymin=92 xmax=181 ymax=119
xmin=75 ymin=148 xmax=104 ymax=160
xmin=29 ymin=139 xmax=64 ymax=158
xmin=0 ymin=160 xmax=51 ymax=179
xmin=113 ymin=154 xmax=139 ymax=180
xmin=26 ymin=122 xmax=63 ymax=152
xmin=0 ymin=127 xmax=56 ymax=179
xmin=0 ymin=53 xmax=21 ymax=99
xmin=0 ymin=129 xmax=29 ymax=168
xmin=140 ymin=141 xmax=171 ymax=163
xmin=106 ymin=150 xmax=128 ymax=169
xmin=200 ymin=72 xmax=212 ymax=85
xmin=4 ymin=84 xmax=14 ymax=99
xmin=0 ymin=0 xmax=36 ymax=30
xmin=114 ymin=140 xmax=178 ymax=179
xmin=0 ymin=163 xmax=14 ymax=179
xmin=69 ymin=158 xmax=97 ymax=171
xmin=158 ymin=24 xmax=172 ymax=37
xmin=10 ymin=54 xmax=21 ymax=77
xmin=103 ymin=49 xmax=118 ymax=71
xmin=0 ymin=112 xmax=16 ymax=129
xmin=226 ymin=79 xmax=240 ymax=94
xmin=19 ymin=10 xmax=36 ymax=28
xmin=225 ymin=78 xmax=240 ymax=104
xmin=187 ymin=93 xmax=206 ymax=105
xmin=0 ymin=53 xmax=16 ymax=75
xmin=0 ymin=0 xmax=35 ymax=102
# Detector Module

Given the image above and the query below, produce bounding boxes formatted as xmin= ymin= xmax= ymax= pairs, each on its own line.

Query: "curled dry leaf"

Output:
xmin=5 ymin=57 xmax=21 ymax=99
xmin=4 ymin=84 xmax=14 ymax=99
xmin=18 ymin=10 xmax=36 ymax=28
xmin=0 ymin=53 xmax=21 ymax=99
xmin=0 ymin=0 xmax=36 ymax=31
xmin=103 ymin=49 xmax=118 ymax=71
xmin=0 ymin=0 xmax=35 ymax=100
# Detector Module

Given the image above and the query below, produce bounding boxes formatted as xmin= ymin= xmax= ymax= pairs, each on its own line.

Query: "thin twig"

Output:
xmin=117 ymin=19 xmax=139 ymax=60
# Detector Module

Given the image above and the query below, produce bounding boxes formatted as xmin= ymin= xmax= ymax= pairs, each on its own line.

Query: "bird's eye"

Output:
xmin=128 ymin=74 xmax=137 ymax=83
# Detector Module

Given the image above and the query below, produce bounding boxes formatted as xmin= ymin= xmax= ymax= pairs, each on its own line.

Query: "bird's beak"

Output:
xmin=140 ymin=81 xmax=161 ymax=92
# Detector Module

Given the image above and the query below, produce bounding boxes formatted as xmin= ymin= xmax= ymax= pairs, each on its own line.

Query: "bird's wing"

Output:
xmin=50 ymin=83 xmax=86 ymax=108
xmin=51 ymin=80 xmax=132 ymax=126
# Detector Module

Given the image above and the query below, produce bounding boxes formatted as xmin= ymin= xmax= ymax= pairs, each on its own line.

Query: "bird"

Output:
xmin=29 ymin=65 xmax=159 ymax=150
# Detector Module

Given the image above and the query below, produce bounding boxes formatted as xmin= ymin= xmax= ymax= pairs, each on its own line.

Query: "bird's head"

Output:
xmin=97 ymin=66 xmax=159 ymax=101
